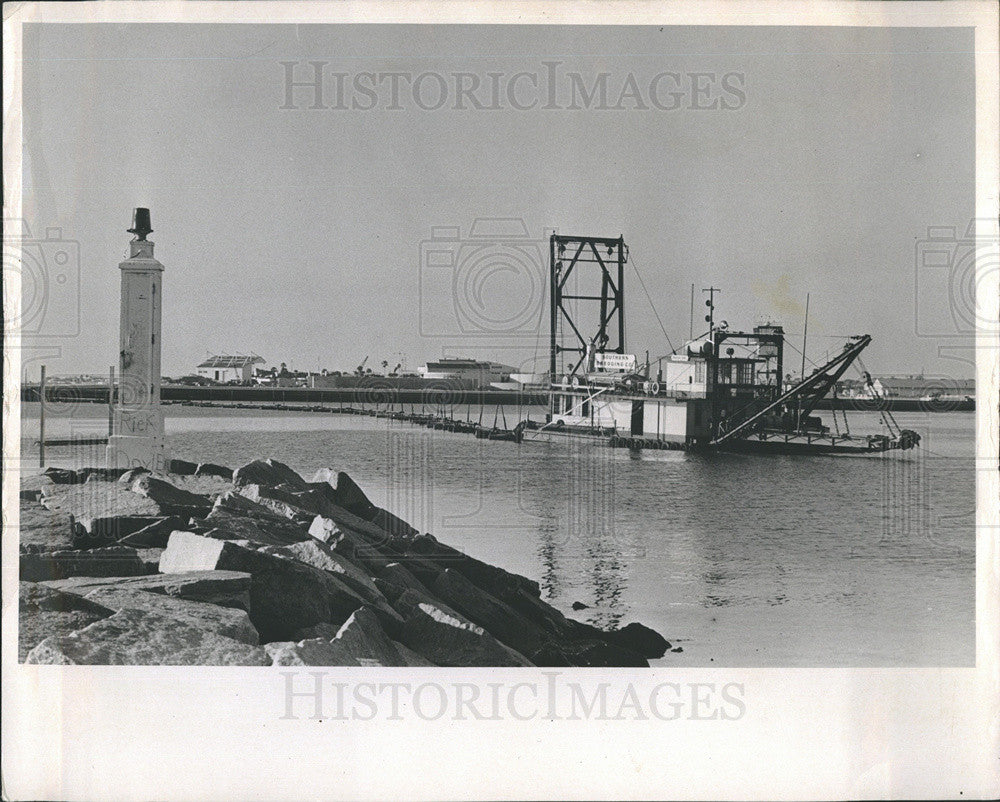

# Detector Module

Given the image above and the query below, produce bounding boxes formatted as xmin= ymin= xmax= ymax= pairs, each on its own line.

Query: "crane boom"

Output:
xmin=712 ymin=335 xmax=872 ymax=445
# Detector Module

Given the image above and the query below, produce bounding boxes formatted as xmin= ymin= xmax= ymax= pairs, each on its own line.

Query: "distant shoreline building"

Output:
xmin=417 ymin=357 xmax=517 ymax=387
xmin=836 ymin=375 xmax=975 ymax=399
xmin=196 ymin=354 xmax=265 ymax=384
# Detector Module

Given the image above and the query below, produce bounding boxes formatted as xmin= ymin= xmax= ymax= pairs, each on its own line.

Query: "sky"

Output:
xmin=17 ymin=23 xmax=976 ymax=381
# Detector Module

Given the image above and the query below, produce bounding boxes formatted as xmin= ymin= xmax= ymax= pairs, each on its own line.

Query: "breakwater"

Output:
xmin=21 ymin=384 xmax=549 ymax=406
xmin=21 ymin=383 xmax=974 ymax=412
xmin=19 ymin=458 xmax=672 ymax=666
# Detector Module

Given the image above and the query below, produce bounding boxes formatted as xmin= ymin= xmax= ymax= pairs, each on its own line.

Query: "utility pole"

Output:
xmin=702 ymin=286 xmax=721 ymax=332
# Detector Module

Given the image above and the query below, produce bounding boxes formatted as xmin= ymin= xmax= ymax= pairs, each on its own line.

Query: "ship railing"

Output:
xmin=549 ymin=380 xmax=706 ymax=400
xmin=757 ymin=428 xmax=862 ymax=446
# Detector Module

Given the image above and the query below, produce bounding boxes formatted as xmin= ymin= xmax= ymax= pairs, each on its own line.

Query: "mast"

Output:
xmin=689 ymin=283 xmax=695 ymax=340
xmin=797 ymin=292 xmax=810 ymax=428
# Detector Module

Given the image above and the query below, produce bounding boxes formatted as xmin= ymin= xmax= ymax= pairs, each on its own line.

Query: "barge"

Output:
xmin=538 ymin=233 xmax=920 ymax=456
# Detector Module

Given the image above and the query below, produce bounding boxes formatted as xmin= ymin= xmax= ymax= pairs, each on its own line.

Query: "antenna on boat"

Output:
xmin=702 ymin=286 xmax=721 ymax=332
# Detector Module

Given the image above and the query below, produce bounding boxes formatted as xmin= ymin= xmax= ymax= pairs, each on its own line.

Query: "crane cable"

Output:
xmin=856 ymin=354 xmax=902 ymax=437
xmin=629 ymin=254 xmax=676 ymax=356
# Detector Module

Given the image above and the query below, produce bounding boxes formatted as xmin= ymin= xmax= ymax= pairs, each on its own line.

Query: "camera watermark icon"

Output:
xmin=2 ymin=219 xmax=81 ymax=340
xmin=914 ymin=219 xmax=999 ymax=338
xmin=419 ymin=218 xmax=547 ymax=340
xmin=385 ymin=428 xmax=435 ymax=537
xmin=354 ymin=373 xmax=401 ymax=409
xmin=880 ymin=445 xmax=931 ymax=545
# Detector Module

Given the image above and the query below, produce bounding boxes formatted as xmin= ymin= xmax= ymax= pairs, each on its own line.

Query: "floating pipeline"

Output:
xmin=19 ymin=457 xmax=670 ymax=666
xmin=19 ymin=384 xmax=975 ymax=412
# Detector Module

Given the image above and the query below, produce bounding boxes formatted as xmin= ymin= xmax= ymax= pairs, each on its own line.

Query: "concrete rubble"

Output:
xmin=20 ymin=458 xmax=672 ymax=666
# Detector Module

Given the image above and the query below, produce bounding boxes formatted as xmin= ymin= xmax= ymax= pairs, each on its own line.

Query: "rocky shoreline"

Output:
xmin=19 ymin=458 xmax=671 ymax=666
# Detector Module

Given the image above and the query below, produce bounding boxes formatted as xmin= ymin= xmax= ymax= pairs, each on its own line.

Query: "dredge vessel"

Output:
xmin=535 ymin=233 xmax=920 ymax=456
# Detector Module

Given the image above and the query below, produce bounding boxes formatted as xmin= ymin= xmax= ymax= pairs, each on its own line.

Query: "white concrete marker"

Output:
xmin=107 ymin=208 xmax=170 ymax=472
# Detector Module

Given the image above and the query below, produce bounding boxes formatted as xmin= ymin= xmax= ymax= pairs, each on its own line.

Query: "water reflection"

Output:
xmin=21 ymin=405 xmax=976 ymax=665
xmin=519 ymin=438 xmax=633 ymax=629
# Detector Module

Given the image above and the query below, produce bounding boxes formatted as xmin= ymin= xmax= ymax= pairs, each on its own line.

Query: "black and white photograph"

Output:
xmin=3 ymin=1 xmax=998 ymax=799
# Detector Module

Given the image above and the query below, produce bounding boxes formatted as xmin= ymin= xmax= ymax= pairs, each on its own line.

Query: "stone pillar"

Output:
xmin=106 ymin=209 xmax=170 ymax=471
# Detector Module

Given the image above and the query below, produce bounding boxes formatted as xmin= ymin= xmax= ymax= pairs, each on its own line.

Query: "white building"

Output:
xmin=417 ymin=357 xmax=516 ymax=387
xmin=196 ymin=354 xmax=265 ymax=383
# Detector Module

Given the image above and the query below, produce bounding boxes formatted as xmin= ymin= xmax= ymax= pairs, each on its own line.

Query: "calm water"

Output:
xmin=19 ymin=403 xmax=976 ymax=667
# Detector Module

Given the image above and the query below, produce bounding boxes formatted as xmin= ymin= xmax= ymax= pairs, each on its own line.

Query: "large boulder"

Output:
xmin=83 ymin=587 xmax=259 ymax=645
xmin=234 ymin=484 xmax=316 ymax=525
xmin=393 ymin=641 xmax=437 ymax=667
xmin=257 ymin=541 xmax=401 ymax=629
xmin=167 ymin=458 xmax=199 ymax=476
xmin=20 ymin=546 xmax=146 ymax=582
xmin=494 ymin=585 xmax=577 ymax=639
xmin=483 ymin=585 xmax=651 ymax=666
xmin=129 ymin=475 xmax=213 ymax=516
xmin=531 ymin=636 xmax=648 ymax=668
xmin=243 ymin=482 xmax=411 ymax=546
xmin=135 ymin=548 xmax=164 ymax=573
xmin=208 ymin=492 xmax=314 ymax=543
xmin=19 ymin=582 xmax=115 ymax=662
xmin=317 ymin=519 xmax=398 ymax=573
xmin=332 ymin=606 xmax=433 ymax=667
xmin=292 ymin=622 xmax=341 ymax=641
xmin=195 ymin=462 xmax=233 ymax=480
xmin=407 ymin=534 xmax=541 ymax=598
xmin=212 ymin=490 xmax=290 ymax=522
xmin=393 ymin=589 xmax=532 ymax=667
xmin=117 ymin=516 xmax=187 ymax=548
xmin=41 ymin=467 xmax=82 ymax=485
xmin=309 ymin=467 xmax=339 ymax=486
xmin=203 ymin=510 xmax=311 ymax=547
xmin=310 ymin=503 xmax=396 ymax=549
xmin=306 ymin=511 xmax=415 ymax=576
xmin=261 ymin=540 xmax=382 ymax=602
xmin=369 ymin=510 xmax=418 ymax=538
xmin=18 ymin=504 xmax=78 ymax=551
xmin=601 ymin=622 xmax=671 ymax=659
xmin=329 ymin=472 xmax=377 ymax=518
xmin=25 ymin=608 xmax=269 ymax=665
xmin=75 ymin=515 xmax=171 ymax=548
xmin=373 ymin=562 xmax=432 ymax=603
xmin=430 ymin=568 xmax=548 ymax=657
xmin=81 ymin=467 xmax=128 ymax=483
xmin=312 ymin=470 xmax=417 ymax=537
xmin=265 ymin=638 xmax=360 ymax=666
xmin=307 ymin=515 xmax=344 ymax=545
xmin=117 ymin=467 xmax=151 ymax=484
xmin=41 ymin=570 xmax=253 ymax=610
xmin=232 ymin=459 xmax=307 ymax=491
xmin=159 ymin=531 xmax=387 ymax=641
xmin=39 ymin=481 xmax=163 ymax=522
